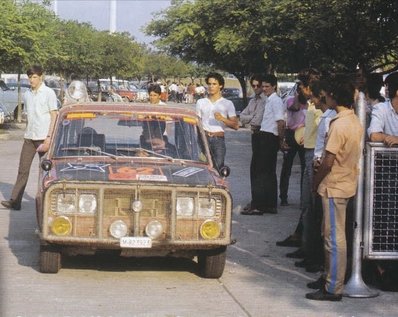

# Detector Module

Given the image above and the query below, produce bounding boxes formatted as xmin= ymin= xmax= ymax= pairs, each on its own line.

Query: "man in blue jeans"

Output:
xmin=196 ymin=72 xmax=239 ymax=172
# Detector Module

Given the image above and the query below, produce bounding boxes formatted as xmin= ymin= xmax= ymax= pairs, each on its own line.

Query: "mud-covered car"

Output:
xmin=36 ymin=102 xmax=233 ymax=278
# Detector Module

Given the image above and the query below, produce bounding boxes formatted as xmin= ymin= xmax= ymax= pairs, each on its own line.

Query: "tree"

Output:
xmin=145 ymin=0 xmax=398 ymax=93
xmin=269 ymin=0 xmax=398 ymax=74
xmin=145 ymin=0 xmax=269 ymax=101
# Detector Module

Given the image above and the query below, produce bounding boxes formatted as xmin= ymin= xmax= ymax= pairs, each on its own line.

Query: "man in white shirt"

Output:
xmin=196 ymin=72 xmax=239 ymax=172
xmin=368 ymin=72 xmax=398 ymax=146
xmin=1 ymin=65 xmax=58 ymax=210
xmin=242 ymin=74 xmax=285 ymax=215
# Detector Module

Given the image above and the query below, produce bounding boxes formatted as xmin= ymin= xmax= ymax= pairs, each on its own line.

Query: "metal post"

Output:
xmin=344 ymin=91 xmax=379 ymax=298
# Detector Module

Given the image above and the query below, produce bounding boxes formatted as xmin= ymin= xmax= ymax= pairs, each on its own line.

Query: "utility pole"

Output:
xmin=110 ymin=0 xmax=117 ymax=33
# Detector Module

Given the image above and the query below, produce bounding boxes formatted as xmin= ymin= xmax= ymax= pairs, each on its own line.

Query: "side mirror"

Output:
xmin=41 ymin=159 xmax=53 ymax=171
xmin=219 ymin=166 xmax=230 ymax=178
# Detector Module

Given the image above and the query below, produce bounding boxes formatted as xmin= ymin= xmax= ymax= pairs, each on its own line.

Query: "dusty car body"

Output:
xmin=36 ymin=102 xmax=233 ymax=278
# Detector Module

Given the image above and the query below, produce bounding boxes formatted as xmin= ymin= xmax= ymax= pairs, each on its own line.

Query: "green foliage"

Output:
xmin=146 ymin=0 xmax=398 ymax=75
xmin=0 ymin=0 xmax=199 ymax=83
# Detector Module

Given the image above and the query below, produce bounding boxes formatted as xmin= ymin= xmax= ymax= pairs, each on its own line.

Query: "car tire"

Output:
xmin=197 ymin=246 xmax=226 ymax=278
xmin=40 ymin=245 xmax=61 ymax=273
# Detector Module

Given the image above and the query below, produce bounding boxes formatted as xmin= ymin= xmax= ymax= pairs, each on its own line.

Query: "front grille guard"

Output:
xmin=41 ymin=181 xmax=232 ymax=248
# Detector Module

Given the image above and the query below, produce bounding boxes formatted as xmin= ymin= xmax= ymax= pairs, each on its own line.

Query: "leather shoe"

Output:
xmin=280 ymin=200 xmax=289 ymax=206
xmin=1 ymin=200 xmax=21 ymax=211
xmin=307 ymin=277 xmax=326 ymax=289
xmin=305 ymin=288 xmax=342 ymax=301
xmin=286 ymin=248 xmax=305 ymax=258
xmin=240 ymin=208 xmax=264 ymax=215
xmin=242 ymin=203 xmax=252 ymax=212
xmin=276 ymin=235 xmax=301 ymax=247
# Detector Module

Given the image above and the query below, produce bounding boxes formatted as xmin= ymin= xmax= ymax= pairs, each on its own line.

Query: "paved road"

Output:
xmin=0 ymin=124 xmax=397 ymax=317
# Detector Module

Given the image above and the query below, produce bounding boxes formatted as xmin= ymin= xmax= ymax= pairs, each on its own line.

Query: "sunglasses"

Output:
xmin=251 ymin=84 xmax=261 ymax=88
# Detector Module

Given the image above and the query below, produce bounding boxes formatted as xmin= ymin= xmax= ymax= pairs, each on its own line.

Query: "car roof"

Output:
xmin=59 ymin=102 xmax=197 ymax=118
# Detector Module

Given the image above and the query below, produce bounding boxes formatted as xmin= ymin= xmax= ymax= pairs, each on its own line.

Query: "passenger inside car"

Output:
xmin=140 ymin=122 xmax=177 ymax=157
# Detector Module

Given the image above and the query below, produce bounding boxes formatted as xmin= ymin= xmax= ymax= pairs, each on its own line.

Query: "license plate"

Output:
xmin=120 ymin=237 xmax=152 ymax=248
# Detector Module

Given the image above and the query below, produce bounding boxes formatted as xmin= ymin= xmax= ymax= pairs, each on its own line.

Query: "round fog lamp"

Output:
xmin=199 ymin=220 xmax=221 ymax=240
xmin=109 ymin=220 xmax=128 ymax=239
xmin=145 ymin=220 xmax=163 ymax=239
xmin=51 ymin=216 xmax=72 ymax=236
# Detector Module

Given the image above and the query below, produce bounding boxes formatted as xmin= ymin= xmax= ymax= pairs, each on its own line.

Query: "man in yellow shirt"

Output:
xmin=306 ymin=75 xmax=363 ymax=301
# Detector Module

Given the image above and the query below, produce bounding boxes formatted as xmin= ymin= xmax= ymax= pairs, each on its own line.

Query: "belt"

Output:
xmin=251 ymin=125 xmax=261 ymax=134
xmin=205 ymin=131 xmax=225 ymax=138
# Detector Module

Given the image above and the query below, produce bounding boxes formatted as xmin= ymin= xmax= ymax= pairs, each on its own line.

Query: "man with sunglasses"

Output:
xmin=240 ymin=74 xmax=266 ymax=214
xmin=242 ymin=74 xmax=285 ymax=215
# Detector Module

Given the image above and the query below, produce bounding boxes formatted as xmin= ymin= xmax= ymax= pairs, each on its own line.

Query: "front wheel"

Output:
xmin=40 ymin=245 xmax=61 ymax=273
xmin=197 ymin=246 xmax=227 ymax=278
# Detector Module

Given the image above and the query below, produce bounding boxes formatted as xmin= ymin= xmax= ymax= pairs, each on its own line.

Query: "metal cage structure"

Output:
xmin=363 ymin=142 xmax=398 ymax=259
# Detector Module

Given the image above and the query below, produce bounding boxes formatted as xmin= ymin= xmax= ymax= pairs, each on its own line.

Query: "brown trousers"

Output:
xmin=321 ymin=196 xmax=350 ymax=295
xmin=10 ymin=139 xmax=44 ymax=205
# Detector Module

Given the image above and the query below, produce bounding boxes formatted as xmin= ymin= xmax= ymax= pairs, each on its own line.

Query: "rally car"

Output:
xmin=36 ymin=102 xmax=232 ymax=278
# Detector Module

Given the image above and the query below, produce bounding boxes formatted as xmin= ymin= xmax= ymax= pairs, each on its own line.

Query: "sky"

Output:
xmin=52 ymin=0 xmax=171 ymax=44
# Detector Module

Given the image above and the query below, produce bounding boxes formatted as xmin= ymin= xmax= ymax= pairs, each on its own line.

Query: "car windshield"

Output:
xmin=53 ymin=111 xmax=208 ymax=163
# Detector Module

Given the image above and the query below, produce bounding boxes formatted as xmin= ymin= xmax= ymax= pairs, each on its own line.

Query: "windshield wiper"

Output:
xmin=116 ymin=147 xmax=175 ymax=161
xmin=59 ymin=146 xmax=117 ymax=160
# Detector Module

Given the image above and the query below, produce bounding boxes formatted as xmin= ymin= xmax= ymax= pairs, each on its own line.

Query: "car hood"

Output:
xmin=50 ymin=160 xmax=223 ymax=187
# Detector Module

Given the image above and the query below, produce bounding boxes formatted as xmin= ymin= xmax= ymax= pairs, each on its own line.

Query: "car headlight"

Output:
xmin=176 ymin=197 xmax=194 ymax=216
xmin=79 ymin=194 xmax=97 ymax=214
xmin=199 ymin=220 xmax=221 ymax=240
xmin=198 ymin=198 xmax=216 ymax=217
xmin=57 ymin=193 xmax=77 ymax=213
xmin=145 ymin=220 xmax=163 ymax=239
xmin=109 ymin=220 xmax=128 ymax=239
xmin=50 ymin=216 xmax=72 ymax=236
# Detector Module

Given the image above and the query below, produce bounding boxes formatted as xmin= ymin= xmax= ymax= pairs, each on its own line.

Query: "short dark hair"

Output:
xmin=327 ymin=74 xmax=355 ymax=108
xmin=205 ymin=72 xmax=225 ymax=88
xmin=250 ymin=74 xmax=263 ymax=86
xmin=384 ymin=72 xmax=398 ymax=100
xmin=297 ymin=68 xmax=320 ymax=87
xmin=310 ymin=78 xmax=330 ymax=98
xmin=366 ymin=73 xmax=385 ymax=101
xmin=263 ymin=74 xmax=278 ymax=87
xmin=148 ymin=84 xmax=161 ymax=95
xmin=26 ymin=65 xmax=43 ymax=77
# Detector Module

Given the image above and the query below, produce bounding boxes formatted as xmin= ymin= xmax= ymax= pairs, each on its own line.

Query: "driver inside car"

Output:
xmin=139 ymin=122 xmax=177 ymax=158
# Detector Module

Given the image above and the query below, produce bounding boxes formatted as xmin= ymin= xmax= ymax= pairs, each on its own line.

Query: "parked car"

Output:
xmin=0 ymin=79 xmax=22 ymax=123
xmin=87 ymin=82 xmax=122 ymax=102
xmin=37 ymin=102 xmax=233 ymax=278
xmin=222 ymin=87 xmax=242 ymax=99
xmin=0 ymin=104 xmax=6 ymax=125
xmin=112 ymin=85 xmax=137 ymax=102
xmin=129 ymin=83 xmax=149 ymax=102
